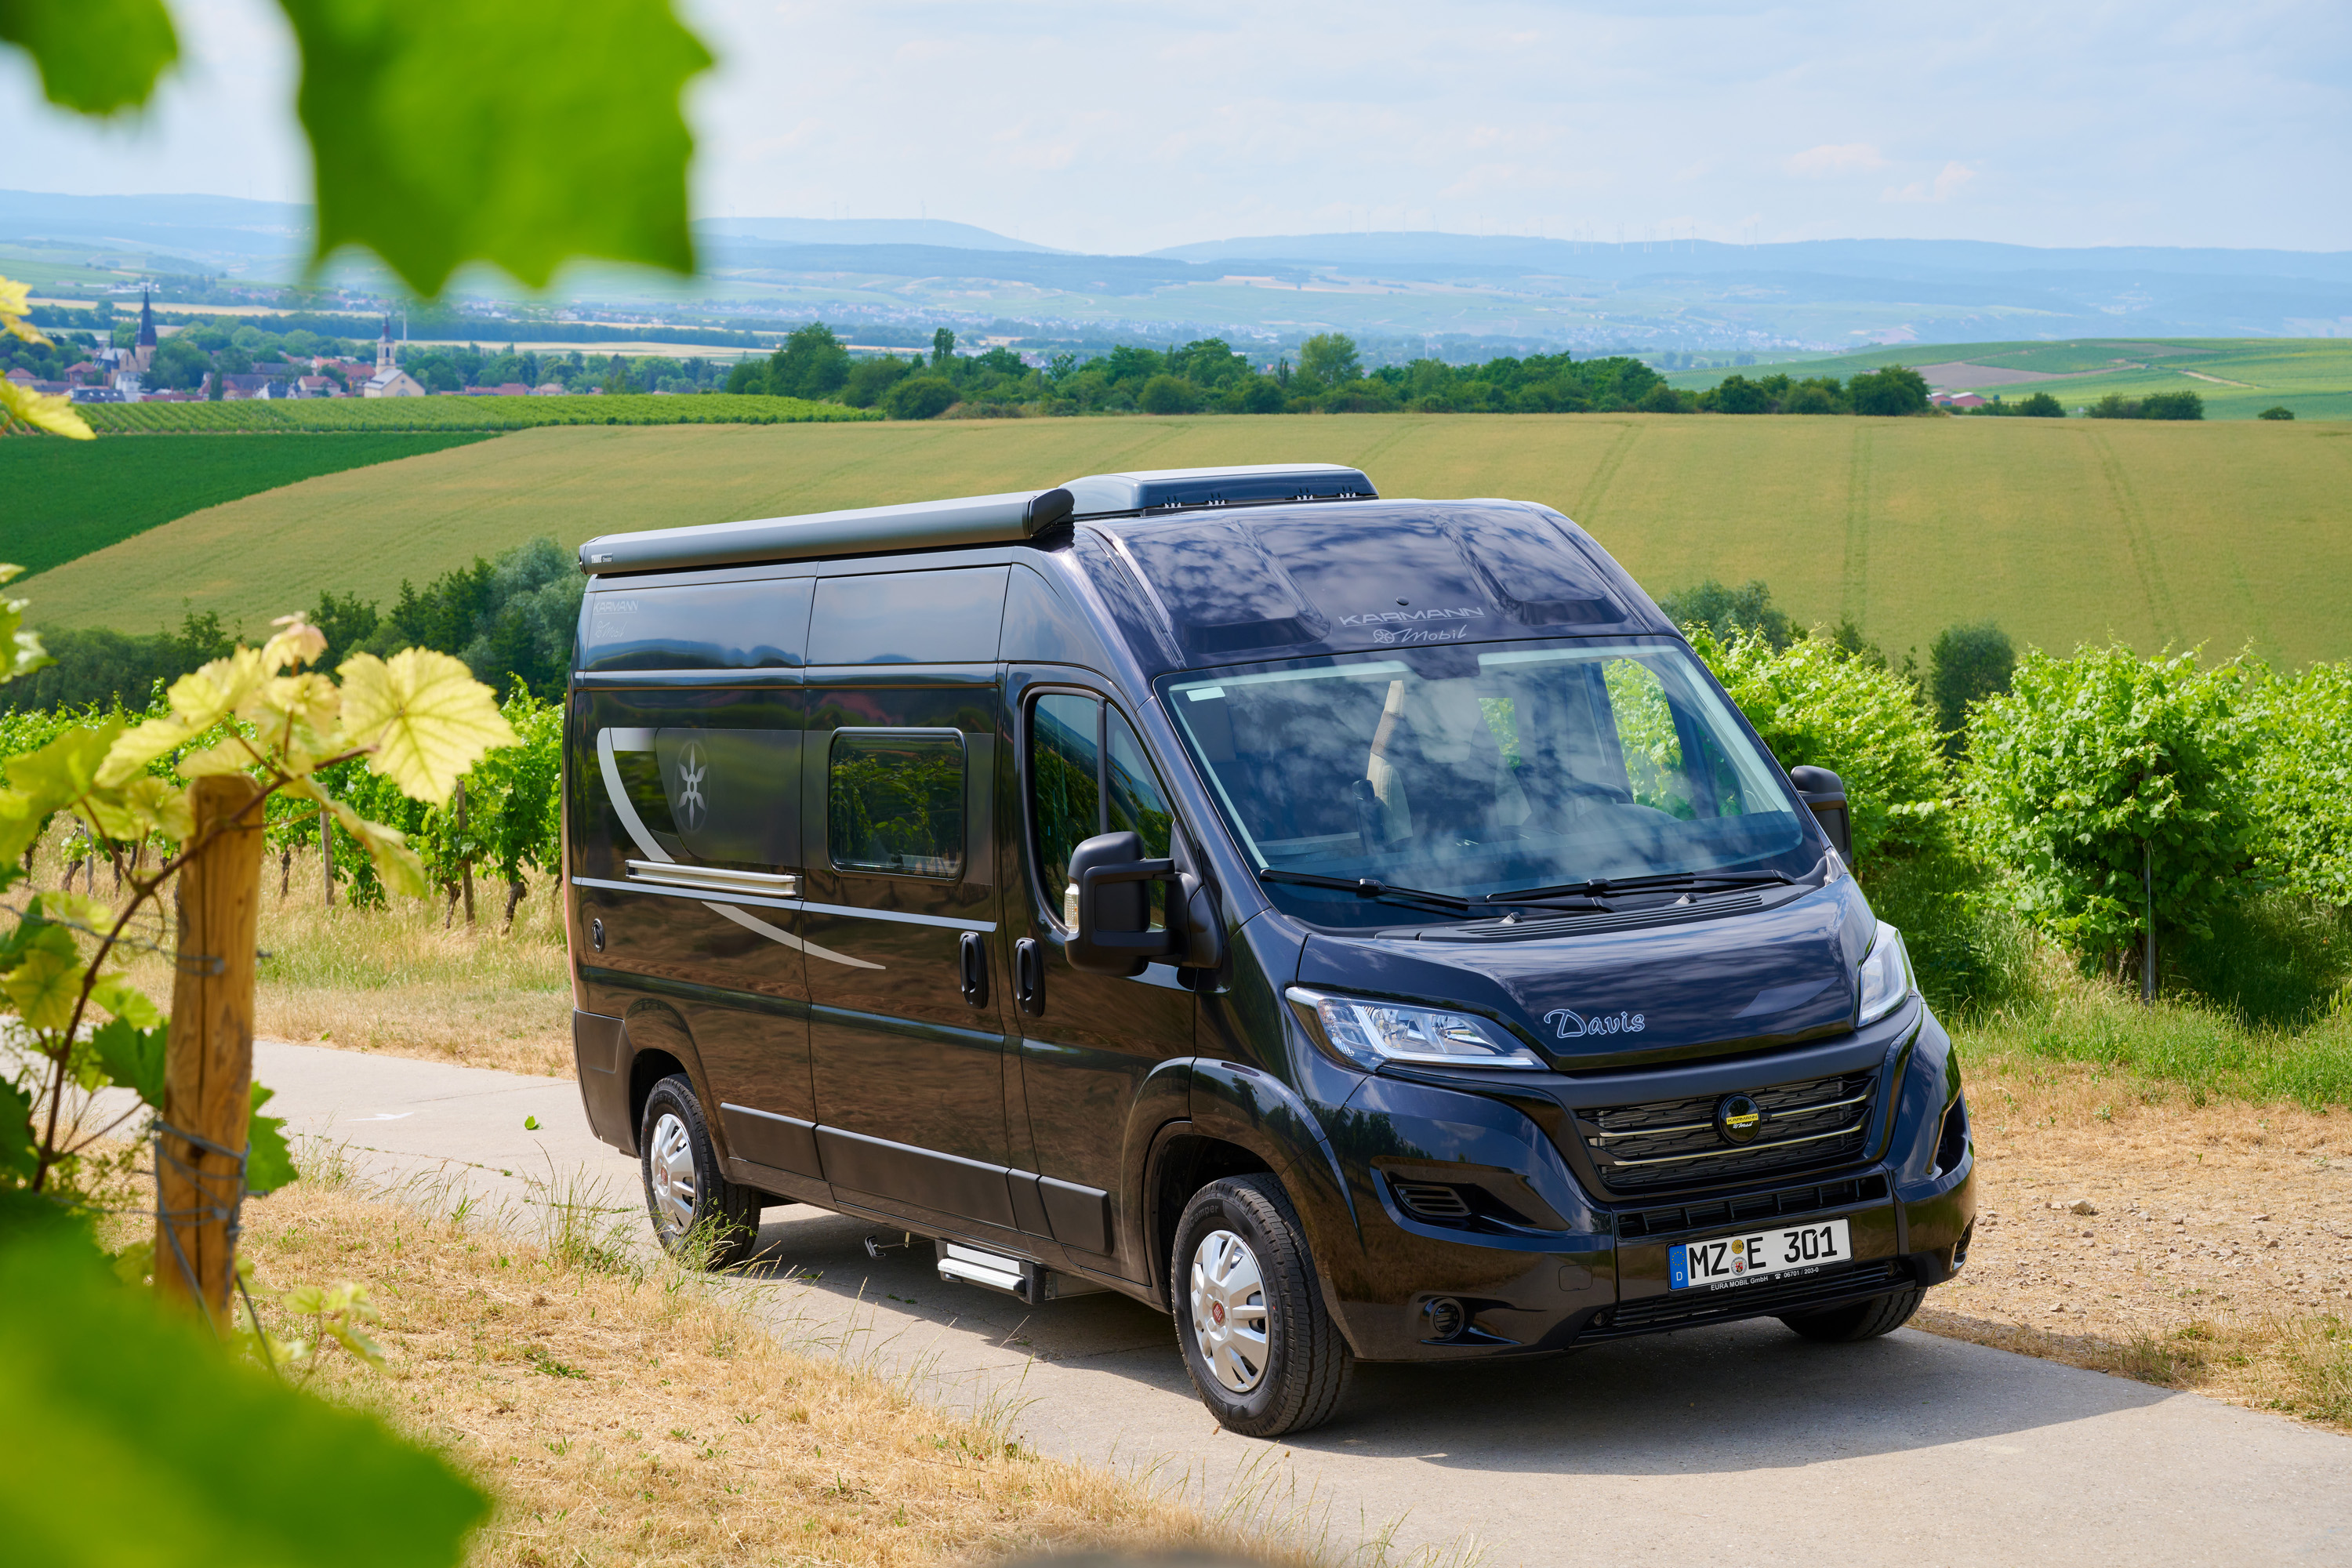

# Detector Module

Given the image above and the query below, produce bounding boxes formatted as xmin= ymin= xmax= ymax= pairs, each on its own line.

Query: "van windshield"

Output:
xmin=1163 ymin=641 xmax=1814 ymax=927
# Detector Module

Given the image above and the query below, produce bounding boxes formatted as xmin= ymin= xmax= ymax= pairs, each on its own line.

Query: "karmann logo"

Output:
xmin=1544 ymin=1007 xmax=1645 ymax=1039
xmin=1338 ymin=606 xmax=1486 ymax=628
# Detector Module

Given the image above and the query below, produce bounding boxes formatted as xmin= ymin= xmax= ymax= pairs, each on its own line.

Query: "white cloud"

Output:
xmin=1882 ymin=160 xmax=1980 ymax=204
xmin=1785 ymin=143 xmax=1889 ymax=177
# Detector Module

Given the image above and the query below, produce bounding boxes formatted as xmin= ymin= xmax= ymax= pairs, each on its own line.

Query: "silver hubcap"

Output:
xmin=1189 ymin=1229 xmax=1271 ymax=1395
xmin=648 ymin=1111 xmax=697 ymax=1232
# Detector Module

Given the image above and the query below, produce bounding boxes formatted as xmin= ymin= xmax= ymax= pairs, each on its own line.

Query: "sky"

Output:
xmin=7 ymin=0 xmax=2349 ymax=256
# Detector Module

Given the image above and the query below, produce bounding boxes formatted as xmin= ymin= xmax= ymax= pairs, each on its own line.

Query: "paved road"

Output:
xmin=254 ymin=1040 xmax=2352 ymax=1567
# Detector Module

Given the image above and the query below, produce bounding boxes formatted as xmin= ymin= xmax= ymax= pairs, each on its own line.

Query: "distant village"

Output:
xmin=3 ymin=290 xmax=599 ymax=404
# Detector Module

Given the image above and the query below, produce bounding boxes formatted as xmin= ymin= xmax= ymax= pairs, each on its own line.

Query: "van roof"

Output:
xmin=575 ymin=463 xmax=1377 ymax=576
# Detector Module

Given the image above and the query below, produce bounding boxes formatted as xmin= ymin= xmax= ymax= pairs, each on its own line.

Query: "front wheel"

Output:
xmin=639 ymin=1074 xmax=761 ymax=1269
xmin=1171 ymin=1175 xmax=1353 ymax=1437
xmin=1778 ymin=1285 xmax=1925 ymax=1342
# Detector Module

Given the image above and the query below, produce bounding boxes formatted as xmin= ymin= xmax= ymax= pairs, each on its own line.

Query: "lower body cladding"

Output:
xmin=1313 ymin=1004 xmax=1975 ymax=1363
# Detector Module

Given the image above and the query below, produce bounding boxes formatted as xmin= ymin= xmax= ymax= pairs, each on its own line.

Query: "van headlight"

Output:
xmin=1857 ymin=921 xmax=1915 ymax=1025
xmin=1285 ymin=987 xmax=1544 ymax=1070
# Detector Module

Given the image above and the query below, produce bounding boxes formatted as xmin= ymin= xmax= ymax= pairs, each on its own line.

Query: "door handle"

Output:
xmin=1014 ymin=938 xmax=1044 ymax=1017
xmin=958 ymin=931 xmax=989 ymax=1008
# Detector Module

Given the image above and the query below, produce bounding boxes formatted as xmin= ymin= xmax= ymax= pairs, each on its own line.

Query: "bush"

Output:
xmin=881 ymin=377 xmax=960 ymax=420
xmin=1926 ymin=621 xmax=2016 ymax=739
xmin=2249 ymin=659 xmax=2352 ymax=909
xmin=2018 ymin=391 xmax=2065 ymax=417
xmin=2088 ymin=390 xmax=2204 ymax=421
xmin=1659 ymin=579 xmax=1796 ymax=651
xmin=1848 ymin=365 xmax=1930 ymax=416
xmin=1138 ymin=374 xmax=1201 ymax=415
xmin=1780 ymin=380 xmax=1845 ymax=416
xmin=1708 ymin=375 xmax=1773 ymax=414
xmin=2259 ymin=405 xmax=2296 ymax=421
xmin=1960 ymin=646 xmax=2258 ymax=967
xmin=1689 ymin=626 xmax=1949 ymax=861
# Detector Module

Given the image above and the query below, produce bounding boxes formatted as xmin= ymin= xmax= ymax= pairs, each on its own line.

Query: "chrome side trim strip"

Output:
xmin=626 ymin=860 xmax=800 ymax=896
xmin=797 ymin=900 xmax=996 ymax=935
xmin=575 ymin=877 xmax=995 ymax=934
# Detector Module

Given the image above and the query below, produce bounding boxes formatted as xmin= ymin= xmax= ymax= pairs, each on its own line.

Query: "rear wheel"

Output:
xmin=1171 ymin=1175 xmax=1352 ymax=1437
xmin=1778 ymin=1285 xmax=1926 ymax=1342
xmin=639 ymin=1074 xmax=761 ymax=1269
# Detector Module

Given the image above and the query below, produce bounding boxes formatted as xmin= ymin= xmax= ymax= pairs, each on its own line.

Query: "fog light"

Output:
xmin=1423 ymin=1298 xmax=1466 ymax=1341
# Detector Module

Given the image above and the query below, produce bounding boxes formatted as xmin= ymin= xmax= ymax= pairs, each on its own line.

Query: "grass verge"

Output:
xmin=57 ymin=836 xmax=578 ymax=1077
xmin=239 ymin=1164 xmax=1467 ymax=1567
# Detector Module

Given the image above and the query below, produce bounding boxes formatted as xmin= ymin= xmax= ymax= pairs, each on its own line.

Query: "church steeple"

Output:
xmin=376 ymin=314 xmax=395 ymax=374
xmin=136 ymin=288 xmax=157 ymax=348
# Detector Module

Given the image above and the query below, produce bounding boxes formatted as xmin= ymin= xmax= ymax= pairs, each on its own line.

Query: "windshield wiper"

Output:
xmin=1485 ymin=869 xmax=1796 ymax=909
xmin=1258 ymin=869 xmax=1476 ymax=917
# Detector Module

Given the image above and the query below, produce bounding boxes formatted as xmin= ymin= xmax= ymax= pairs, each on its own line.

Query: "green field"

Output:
xmin=71 ymin=392 xmax=876 ymax=434
xmin=25 ymin=413 xmax=2351 ymax=666
xmin=1666 ymin=338 xmax=2352 ymax=422
xmin=1 ymin=431 xmax=502 ymax=579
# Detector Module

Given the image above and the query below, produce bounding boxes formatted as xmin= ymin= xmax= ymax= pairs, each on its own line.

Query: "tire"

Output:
xmin=638 ymin=1074 xmax=761 ymax=1269
xmin=1171 ymin=1174 xmax=1353 ymax=1437
xmin=1778 ymin=1285 xmax=1926 ymax=1343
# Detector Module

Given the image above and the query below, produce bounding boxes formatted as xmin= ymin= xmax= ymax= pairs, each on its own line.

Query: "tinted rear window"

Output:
xmin=808 ymin=568 xmax=1007 ymax=665
xmin=580 ymin=579 xmax=811 ymax=671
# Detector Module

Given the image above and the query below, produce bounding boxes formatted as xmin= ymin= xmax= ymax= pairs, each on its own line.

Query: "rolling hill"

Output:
xmin=24 ymin=414 xmax=2350 ymax=670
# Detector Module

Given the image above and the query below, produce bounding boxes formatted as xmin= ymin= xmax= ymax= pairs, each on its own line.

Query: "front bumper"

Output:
xmin=1314 ymin=1001 xmax=1975 ymax=1362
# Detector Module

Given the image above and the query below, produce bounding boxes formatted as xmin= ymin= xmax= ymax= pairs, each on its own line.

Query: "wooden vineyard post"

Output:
xmin=320 ymin=800 xmax=334 ymax=906
xmin=457 ymin=779 xmax=475 ymax=925
xmin=156 ymin=775 xmax=264 ymax=1327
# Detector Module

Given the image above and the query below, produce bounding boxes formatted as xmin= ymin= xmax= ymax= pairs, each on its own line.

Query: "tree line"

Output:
xmin=5 ymin=539 xmax=583 ymax=714
xmin=710 ymin=323 xmax=1957 ymax=420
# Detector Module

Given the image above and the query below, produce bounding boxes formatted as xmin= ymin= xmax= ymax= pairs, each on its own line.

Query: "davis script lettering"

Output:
xmin=1544 ymin=1007 xmax=1646 ymax=1039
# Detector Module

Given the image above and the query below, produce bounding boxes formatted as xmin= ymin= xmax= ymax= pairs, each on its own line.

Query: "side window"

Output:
xmin=1107 ymin=711 xmax=1174 ymax=861
xmin=828 ymin=731 xmax=965 ymax=878
xmin=1027 ymin=694 xmax=1172 ymax=931
xmin=1031 ymin=694 xmax=1100 ymax=916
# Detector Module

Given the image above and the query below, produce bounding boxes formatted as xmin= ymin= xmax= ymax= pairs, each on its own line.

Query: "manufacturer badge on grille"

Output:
xmin=1715 ymin=1093 xmax=1765 ymax=1145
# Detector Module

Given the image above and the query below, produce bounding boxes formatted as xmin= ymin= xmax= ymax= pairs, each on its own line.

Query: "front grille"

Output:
xmin=1586 ymin=1258 xmax=1904 ymax=1340
xmin=1391 ymin=1181 xmax=1474 ymax=1222
xmin=1574 ymin=1069 xmax=1878 ymax=1196
xmin=1616 ymin=1174 xmax=1890 ymax=1241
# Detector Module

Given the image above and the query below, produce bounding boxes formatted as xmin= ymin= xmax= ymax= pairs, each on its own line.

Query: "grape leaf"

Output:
xmin=3 ymin=945 xmax=82 ymax=1032
xmin=276 ymin=0 xmax=712 ymax=296
xmin=336 ymin=649 xmax=517 ymax=805
xmin=0 ymin=0 xmax=177 ymax=116
xmin=247 ymin=1082 xmax=297 ymax=1194
xmin=91 ymin=1018 xmax=166 ymax=1109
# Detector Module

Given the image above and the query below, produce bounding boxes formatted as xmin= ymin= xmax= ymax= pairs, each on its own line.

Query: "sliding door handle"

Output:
xmin=1014 ymin=938 xmax=1044 ymax=1017
xmin=958 ymin=931 xmax=989 ymax=1007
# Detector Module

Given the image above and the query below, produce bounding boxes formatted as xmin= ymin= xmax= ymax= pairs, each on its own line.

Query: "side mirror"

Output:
xmin=1065 ymin=830 xmax=1226 ymax=977
xmin=1788 ymin=766 xmax=1851 ymax=862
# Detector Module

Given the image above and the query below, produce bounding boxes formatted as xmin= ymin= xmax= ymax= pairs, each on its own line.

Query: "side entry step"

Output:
xmin=935 ymin=1241 xmax=1108 ymax=1305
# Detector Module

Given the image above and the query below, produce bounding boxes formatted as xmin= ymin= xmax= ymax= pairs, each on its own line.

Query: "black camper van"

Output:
xmin=564 ymin=464 xmax=1973 ymax=1437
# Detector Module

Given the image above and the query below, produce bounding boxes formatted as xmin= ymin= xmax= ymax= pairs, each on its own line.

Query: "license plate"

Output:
xmin=1670 ymin=1218 xmax=1852 ymax=1291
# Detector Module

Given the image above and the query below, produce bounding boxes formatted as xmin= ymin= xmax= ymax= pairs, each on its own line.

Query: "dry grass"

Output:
xmin=241 ymin=1163 xmax=1460 ymax=1568
xmin=1918 ymin=1044 xmax=2352 ymax=1430
xmin=39 ymin=833 xmax=575 ymax=1079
